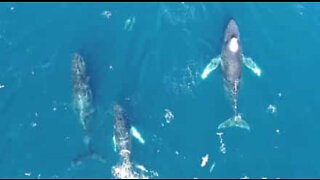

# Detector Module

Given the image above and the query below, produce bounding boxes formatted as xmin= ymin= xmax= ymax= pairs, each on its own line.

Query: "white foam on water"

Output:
xmin=101 ymin=10 xmax=112 ymax=19
xmin=200 ymin=154 xmax=209 ymax=167
xmin=164 ymin=108 xmax=174 ymax=124
xmin=267 ymin=104 xmax=277 ymax=114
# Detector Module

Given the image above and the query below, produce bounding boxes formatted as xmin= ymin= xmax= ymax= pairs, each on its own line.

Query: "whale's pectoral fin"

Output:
xmin=201 ymin=56 xmax=221 ymax=80
xmin=218 ymin=114 xmax=250 ymax=131
xmin=130 ymin=126 xmax=145 ymax=144
xmin=242 ymin=56 xmax=262 ymax=77
xmin=112 ymin=135 xmax=117 ymax=152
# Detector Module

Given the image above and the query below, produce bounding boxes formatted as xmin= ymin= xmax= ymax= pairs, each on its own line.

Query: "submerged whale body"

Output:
xmin=72 ymin=53 xmax=94 ymax=135
xmin=71 ymin=53 xmax=105 ymax=166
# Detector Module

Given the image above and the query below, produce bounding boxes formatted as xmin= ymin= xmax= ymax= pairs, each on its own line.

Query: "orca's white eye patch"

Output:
xmin=228 ymin=37 xmax=239 ymax=52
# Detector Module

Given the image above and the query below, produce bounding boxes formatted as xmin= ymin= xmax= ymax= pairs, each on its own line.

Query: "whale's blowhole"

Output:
xmin=229 ymin=37 xmax=239 ymax=52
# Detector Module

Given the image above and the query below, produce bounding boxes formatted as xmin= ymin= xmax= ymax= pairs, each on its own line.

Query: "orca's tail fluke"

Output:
xmin=217 ymin=114 xmax=250 ymax=131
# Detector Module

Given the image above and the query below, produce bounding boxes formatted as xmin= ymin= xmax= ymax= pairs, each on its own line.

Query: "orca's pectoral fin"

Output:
xmin=201 ymin=56 xmax=221 ymax=80
xmin=242 ymin=55 xmax=262 ymax=77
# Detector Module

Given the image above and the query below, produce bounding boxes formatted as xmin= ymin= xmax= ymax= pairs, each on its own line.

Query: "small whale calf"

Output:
xmin=112 ymin=103 xmax=152 ymax=179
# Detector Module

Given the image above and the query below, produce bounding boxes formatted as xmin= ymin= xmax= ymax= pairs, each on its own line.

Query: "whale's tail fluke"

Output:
xmin=217 ymin=114 xmax=250 ymax=131
xmin=71 ymin=150 xmax=107 ymax=167
xmin=71 ymin=135 xmax=107 ymax=167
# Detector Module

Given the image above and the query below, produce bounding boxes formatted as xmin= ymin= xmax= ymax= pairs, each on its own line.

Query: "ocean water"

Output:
xmin=0 ymin=2 xmax=320 ymax=179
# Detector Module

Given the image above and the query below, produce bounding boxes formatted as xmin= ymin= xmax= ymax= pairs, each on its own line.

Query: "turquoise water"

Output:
xmin=0 ymin=2 xmax=319 ymax=178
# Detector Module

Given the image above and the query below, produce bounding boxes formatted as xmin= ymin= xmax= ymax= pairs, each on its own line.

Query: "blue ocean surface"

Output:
xmin=0 ymin=2 xmax=319 ymax=179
